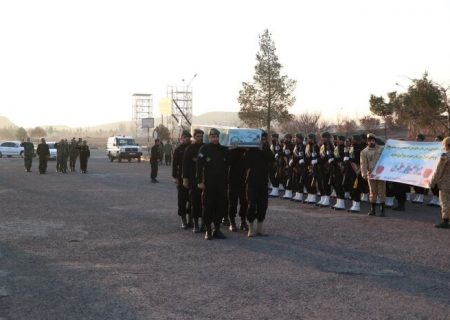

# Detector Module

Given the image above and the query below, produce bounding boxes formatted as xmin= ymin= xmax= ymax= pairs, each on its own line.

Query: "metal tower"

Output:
xmin=167 ymin=86 xmax=193 ymax=137
xmin=132 ymin=93 xmax=153 ymax=137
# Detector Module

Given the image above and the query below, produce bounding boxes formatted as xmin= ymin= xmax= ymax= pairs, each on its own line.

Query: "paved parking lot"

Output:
xmin=0 ymin=151 xmax=449 ymax=319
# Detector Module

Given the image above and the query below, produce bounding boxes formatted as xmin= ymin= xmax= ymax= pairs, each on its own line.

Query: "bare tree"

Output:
xmin=359 ymin=115 xmax=380 ymax=132
xmin=276 ymin=112 xmax=332 ymax=134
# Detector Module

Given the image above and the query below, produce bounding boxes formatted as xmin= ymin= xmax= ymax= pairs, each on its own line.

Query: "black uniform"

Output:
xmin=244 ymin=145 xmax=274 ymax=223
xmin=78 ymin=144 xmax=90 ymax=173
xmin=270 ymin=140 xmax=282 ymax=188
xmin=197 ymin=143 xmax=228 ymax=227
xmin=150 ymin=144 xmax=159 ymax=180
xmin=318 ymin=140 xmax=334 ymax=199
xmin=227 ymin=148 xmax=248 ymax=224
xmin=172 ymin=142 xmax=191 ymax=218
xmin=183 ymin=143 xmax=204 ymax=221
xmin=305 ymin=142 xmax=320 ymax=200
xmin=330 ymin=143 xmax=345 ymax=199
xmin=36 ymin=142 xmax=50 ymax=174
xmin=292 ymin=141 xmax=307 ymax=199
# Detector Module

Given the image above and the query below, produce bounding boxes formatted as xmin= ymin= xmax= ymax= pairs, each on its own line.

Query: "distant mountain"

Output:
xmin=0 ymin=116 xmax=17 ymax=128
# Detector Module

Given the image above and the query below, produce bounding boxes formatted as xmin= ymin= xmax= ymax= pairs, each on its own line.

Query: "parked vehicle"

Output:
xmin=0 ymin=141 xmax=24 ymax=158
xmin=106 ymin=136 xmax=142 ymax=162
xmin=45 ymin=142 xmax=58 ymax=160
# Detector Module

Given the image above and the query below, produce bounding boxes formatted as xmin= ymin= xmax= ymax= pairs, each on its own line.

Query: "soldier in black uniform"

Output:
xmin=269 ymin=133 xmax=282 ymax=197
xmin=36 ymin=138 xmax=50 ymax=174
xmin=317 ymin=132 xmax=334 ymax=207
xmin=244 ymin=131 xmax=274 ymax=237
xmin=346 ymin=135 xmax=364 ymax=212
xmin=291 ymin=133 xmax=306 ymax=202
xmin=305 ymin=133 xmax=320 ymax=204
xmin=78 ymin=140 xmax=90 ymax=173
xmin=20 ymin=137 xmax=34 ymax=172
xmin=227 ymin=147 xmax=248 ymax=232
xmin=197 ymin=128 xmax=228 ymax=240
xmin=172 ymin=130 xmax=192 ymax=229
xmin=183 ymin=129 xmax=205 ymax=233
xmin=282 ymin=134 xmax=295 ymax=199
xmin=150 ymin=139 xmax=160 ymax=183
xmin=331 ymin=135 xmax=346 ymax=210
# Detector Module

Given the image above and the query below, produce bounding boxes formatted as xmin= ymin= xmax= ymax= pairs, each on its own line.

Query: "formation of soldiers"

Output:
xmin=20 ymin=137 xmax=90 ymax=174
xmin=172 ymin=128 xmax=273 ymax=240
xmin=267 ymin=132 xmax=447 ymax=225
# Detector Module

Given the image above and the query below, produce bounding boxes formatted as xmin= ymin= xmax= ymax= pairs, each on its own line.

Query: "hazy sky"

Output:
xmin=1 ymin=0 xmax=449 ymax=128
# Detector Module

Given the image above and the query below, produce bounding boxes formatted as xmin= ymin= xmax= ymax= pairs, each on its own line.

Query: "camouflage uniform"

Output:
xmin=20 ymin=140 xmax=34 ymax=172
xmin=430 ymin=151 xmax=450 ymax=221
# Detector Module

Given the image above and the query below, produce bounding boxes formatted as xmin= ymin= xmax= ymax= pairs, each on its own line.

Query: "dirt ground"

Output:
xmin=0 ymin=151 xmax=449 ymax=320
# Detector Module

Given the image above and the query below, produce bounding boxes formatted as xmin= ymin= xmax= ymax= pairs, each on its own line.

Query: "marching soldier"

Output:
xmin=20 ymin=137 xmax=34 ymax=172
xmin=305 ymin=133 xmax=320 ymax=204
xmin=36 ymin=138 xmax=50 ymax=174
xmin=269 ymin=133 xmax=282 ymax=197
xmin=330 ymin=135 xmax=346 ymax=210
xmin=361 ymin=133 xmax=385 ymax=216
xmin=183 ymin=129 xmax=205 ymax=233
xmin=346 ymin=135 xmax=364 ymax=213
xmin=430 ymin=137 xmax=450 ymax=228
xmin=197 ymin=128 xmax=228 ymax=240
xmin=78 ymin=140 xmax=90 ymax=173
xmin=292 ymin=133 xmax=306 ymax=202
xmin=317 ymin=132 xmax=334 ymax=207
xmin=244 ymin=131 xmax=274 ymax=237
xmin=69 ymin=138 xmax=79 ymax=172
xmin=172 ymin=130 xmax=192 ymax=229
xmin=227 ymin=147 xmax=248 ymax=231
xmin=282 ymin=134 xmax=294 ymax=199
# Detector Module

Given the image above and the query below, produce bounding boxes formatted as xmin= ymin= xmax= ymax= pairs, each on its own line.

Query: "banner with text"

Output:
xmin=370 ymin=140 xmax=442 ymax=188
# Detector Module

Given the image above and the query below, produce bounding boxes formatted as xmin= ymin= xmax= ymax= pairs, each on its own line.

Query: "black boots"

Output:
xmin=222 ymin=217 xmax=230 ymax=227
xmin=239 ymin=219 xmax=249 ymax=231
xmin=180 ymin=215 xmax=188 ymax=229
xmin=434 ymin=219 xmax=450 ymax=229
xmin=205 ymin=224 xmax=212 ymax=240
xmin=193 ymin=218 xmax=202 ymax=233
xmin=368 ymin=203 xmax=376 ymax=216
xmin=212 ymin=223 xmax=226 ymax=239
xmin=379 ymin=203 xmax=386 ymax=217
xmin=229 ymin=217 xmax=237 ymax=232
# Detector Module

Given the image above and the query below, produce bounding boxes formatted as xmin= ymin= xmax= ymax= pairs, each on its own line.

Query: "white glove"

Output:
xmin=328 ymin=158 xmax=334 ymax=164
xmin=289 ymin=159 xmax=294 ymax=167
xmin=275 ymin=153 xmax=279 ymax=159
xmin=326 ymin=150 xmax=332 ymax=156
xmin=344 ymin=156 xmax=349 ymax=161
xmin=284 ymin=149 xmax=291 ymax=155
xmin=299 ymin=159 xmax=305 ymax=165
xmin=275 ymin=146 xmax=280 ymax=151
xmin=311 ymin=159 xmax=318 ymax=165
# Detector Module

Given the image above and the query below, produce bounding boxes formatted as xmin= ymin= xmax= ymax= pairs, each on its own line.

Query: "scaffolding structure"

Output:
xmin=131 ymin=93 xmax=153 ymax=138
xmin=167 ymin=86 xmax=193 ymax=138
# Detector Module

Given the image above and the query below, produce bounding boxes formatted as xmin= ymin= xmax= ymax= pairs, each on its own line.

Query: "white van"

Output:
xmin=106 ymin=135 xmax=142 ymax=162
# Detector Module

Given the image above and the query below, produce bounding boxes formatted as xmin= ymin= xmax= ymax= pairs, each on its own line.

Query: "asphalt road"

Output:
xmin=1 ymin=151 xmax=449 ymax=320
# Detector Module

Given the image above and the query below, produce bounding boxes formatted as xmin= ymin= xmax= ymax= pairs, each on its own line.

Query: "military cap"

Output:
xmin=295 ymin=133 xmax=304 ymax=140
xmin=321 ymin=132 xmax=331 ymax=139
xmin=284 ymin=133 xmax=292 ymax=139
xmin=181 ymin=130 xmax=192 ymax=138
xmin=209 ymin=128 xmax=220 ymax=136
xmin=416 ymin=133 xmax=425 ymax=141
xmin=352 ymin=134 xmax=362 ymax=142
xmin=193 ymin=128 xmax=204 ymax=136
xmin=435 ymin=135 xmax=444 ymax=141
xmin=271 ymin=133 xmax=279 ymax=138
xmin=308 ymin=133 xmax=316 ymax=140
xmin=338 ymin=135 xmax=346 ymax=141
xmin=367 ymin=133 xmax=377 ymax=140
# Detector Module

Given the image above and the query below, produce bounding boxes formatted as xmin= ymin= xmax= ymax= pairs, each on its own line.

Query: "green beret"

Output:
xmin=193 ymin=129 xmax=204 ymax=136
xmin=261 ymin=130 xmax=268 ymax=138
xmin=416 ymin=133 xmax=425 ymax=141
xmin=321 ymin=132 xmax=331 ymax=139
xmin=295 ymin=133 xmax=304 ymax=140
xmin=435 ymin=135 xmax=444 ymax=141
xmin=367 ymin=133 xmax=376 ymax=140
xmin=338 ymin=135 xmax=346 ymax=141
xmin=360 ymin=133 xmax=367 ymax=140
xmin=209 ymin=128 xmax=220 ymax=136
xmin=308 ymin=133 xmax=316 ymax=140
xmin=284 ymin=133 xmax=292 ymax=139
xmin=181 ymin=130 xmax=192 ymax=138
